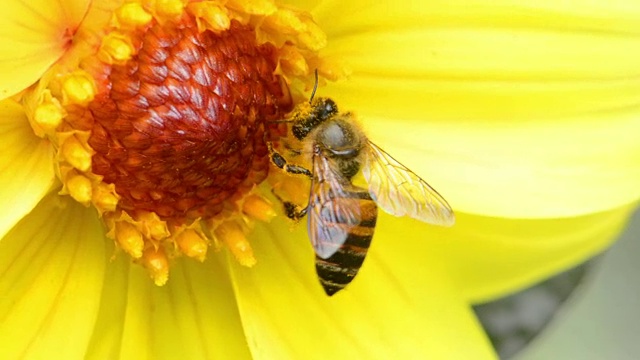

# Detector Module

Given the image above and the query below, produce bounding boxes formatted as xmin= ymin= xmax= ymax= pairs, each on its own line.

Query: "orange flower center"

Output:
xmin=81 ymin=17 xmax=291 ymax=221
xmin=25 ymin=0 xmax=340 ymax=285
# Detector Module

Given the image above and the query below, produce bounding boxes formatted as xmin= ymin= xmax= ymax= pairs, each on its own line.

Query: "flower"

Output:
xmin=1 ymin=0 xmax=639 ymax=358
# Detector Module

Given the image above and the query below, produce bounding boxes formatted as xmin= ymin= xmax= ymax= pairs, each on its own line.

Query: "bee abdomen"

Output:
xmin=316 ymin=194 xmax=377 ymax=296
xmin=316 ymin=243 xmax=371 ymax=296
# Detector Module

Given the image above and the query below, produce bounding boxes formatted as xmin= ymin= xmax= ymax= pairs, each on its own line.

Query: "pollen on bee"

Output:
xmin=61 ymin=72 xmax=96 ymax=105
xmin=115 ymin=221 xmax=144 ymax=258
xmin=242 ymin=194 xmax=277 ymax=223
xmin=99 ymin=32 xmax=135 ymax=64
xmin=215 ymin=221 xmax=256 ymax=267
xmin=176 ymin=229 xmax=208 ymax=262
xmin=142 ymin=247 xmax=170 ymax=286
xmin=114 ymin=2 xmax=153 ymax=27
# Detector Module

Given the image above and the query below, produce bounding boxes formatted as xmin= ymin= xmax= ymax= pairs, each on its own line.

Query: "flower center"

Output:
xmin=26 ymin=0 xmax=341 ymax=285
xmin=86 ymin=18 xmax=290 ymax=220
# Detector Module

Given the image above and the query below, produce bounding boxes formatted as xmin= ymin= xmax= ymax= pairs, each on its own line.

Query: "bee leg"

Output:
xmin=282 ymin=201 xmax=308 ymax=221
xmin=271 ymin=189 xmax=309 ymax=221
xmin=268 ymin=142 xmax=312 ymax=178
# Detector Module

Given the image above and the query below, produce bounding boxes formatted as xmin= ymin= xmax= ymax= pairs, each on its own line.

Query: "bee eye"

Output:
xmin=319 ymin=98 xmax=337 ymax=119
xmin=325 ymin=99 xmax=336 ymax=113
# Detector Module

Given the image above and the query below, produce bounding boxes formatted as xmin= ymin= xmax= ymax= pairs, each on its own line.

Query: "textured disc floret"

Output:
xmin=87 ymin=18 xmax=290 ymax=220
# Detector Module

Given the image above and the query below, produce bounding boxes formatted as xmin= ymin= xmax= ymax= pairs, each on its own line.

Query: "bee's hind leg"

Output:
xmin=271 ymin=189 xmax=308 ymax=221
xmin=267 ymin=142 xmax=312 ymax=178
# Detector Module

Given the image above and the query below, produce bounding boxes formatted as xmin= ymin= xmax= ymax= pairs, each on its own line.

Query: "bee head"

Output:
xmin=291 ymin=97 xmax=338 ymax=140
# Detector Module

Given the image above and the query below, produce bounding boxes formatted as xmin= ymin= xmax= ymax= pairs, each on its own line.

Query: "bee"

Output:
xmin=269 ymin=74 xmax=455 ymax=296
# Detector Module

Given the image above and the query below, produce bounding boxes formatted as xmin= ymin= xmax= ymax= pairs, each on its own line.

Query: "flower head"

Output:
xmin=1 ymin=0 xmax=639 ymax=358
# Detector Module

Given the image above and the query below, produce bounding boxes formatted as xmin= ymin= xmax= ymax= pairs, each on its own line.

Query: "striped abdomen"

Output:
xmin=315 ymin=186 xmax=378 ymax=296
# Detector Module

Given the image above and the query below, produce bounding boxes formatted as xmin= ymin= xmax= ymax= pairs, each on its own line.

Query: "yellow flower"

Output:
xmin=1 ymin=0 xmax=639 ymax=359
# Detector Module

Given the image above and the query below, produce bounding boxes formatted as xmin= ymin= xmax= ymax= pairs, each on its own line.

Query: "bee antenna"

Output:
xmin=309 ymin=69 xmax=319 ymax=103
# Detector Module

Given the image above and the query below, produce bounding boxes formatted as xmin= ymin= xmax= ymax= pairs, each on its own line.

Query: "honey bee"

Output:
xmin=269 ymin=76 xmax=455 ymax=296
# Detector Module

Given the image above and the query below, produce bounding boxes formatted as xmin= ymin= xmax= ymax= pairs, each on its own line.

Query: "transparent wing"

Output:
xmin=307 ymin=154 xmax=362 ymax=259
xmin=362 ymin=142 xmax=455 ymax=226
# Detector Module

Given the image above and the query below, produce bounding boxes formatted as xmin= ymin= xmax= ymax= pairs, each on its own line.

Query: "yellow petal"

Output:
xmin=0 ymin=0 xmax=91 ymax=99
xmin=312 ymin=0 xmax=640 ymax=218
xmin=85 ymin=253 xmax=251 ymax=359
xmin=0 ymin=193 xmax=107 ymax=358
xmin=227 ymin=218 xmax=497 ymax=359
xmin=0 ymin=100 xmax=55 ymax=240
xmin=441 ymin=204 xmax=637 ymax=303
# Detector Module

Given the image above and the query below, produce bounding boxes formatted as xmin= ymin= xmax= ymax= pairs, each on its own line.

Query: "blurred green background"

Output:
xmin=475 ymin=209 xmax=640 ymax=359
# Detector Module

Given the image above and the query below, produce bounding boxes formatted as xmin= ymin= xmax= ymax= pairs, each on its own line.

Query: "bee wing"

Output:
xmin=307 ymin=154 xmax=362 ymax=259
xmin=363 ymin=142 xmax=455 ymax=226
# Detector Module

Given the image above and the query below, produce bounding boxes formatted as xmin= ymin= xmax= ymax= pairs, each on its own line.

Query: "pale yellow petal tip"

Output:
xmin=243 ymin=194 xmax=277 ymax=223
xmin=143 ymin=247 xmax=170 ymax=286
xmin=215 ymin=221 xmax=257 ymax=267
xmin=177 ymin=229 xmax=209 ymax=261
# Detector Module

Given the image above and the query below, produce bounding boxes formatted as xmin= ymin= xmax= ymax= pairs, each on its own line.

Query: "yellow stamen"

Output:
xmin=136 ymin=211 xmax=170 ymax=241
xmin=243 ymin=194 xmax=277 ymax=222
xmin=215 ymin=221 xmax=256 ymax=267
xmin=25 ymin=0 xmax=335 ymax=283
xmin=60 ymin=134 xmax=93 ymax=172
xmin=264 ymin=8 xmax=305 ymax=34
xmin=297 ymin=19 xmax=327 ymax=51
xmin=142 ymin=247 xmax=170 ymax=286
xmin=227 ymin=0 xmax=277 ymax=16
xmin=99 ymin=32 xmax=135 ymax=64
xmin=187 ymin=2 xmax=230 ymax=32
xmin=115 ymin=221 xmax=144 ymax=258
xmin=176 ymin=229 xmax=208 ymax=261
xmin=93 ymin=183 xmax=119 ymax=214
xmin=155 ymin=0 xmax=186 ymax=18
xmin=279 ymin=45 xmax=309 ymax=77
xmin=33 ymin=101 xmax=64 ymax=133
xmin=61 ymin=72 xmax=96 ymax=105
xmin=66 ymin=174 xmax=93 ymax=205
xmin=115 ymin=2 xmax=153 ymax=27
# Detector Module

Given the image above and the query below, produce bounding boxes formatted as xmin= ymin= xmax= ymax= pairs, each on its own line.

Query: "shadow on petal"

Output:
xmin=227 ymin=217 xmax=496 ymax=359
xmin=85 ymin=240 xmax=251 ymax=359
xmin=0 ymin=100 xmax=55 ymax=240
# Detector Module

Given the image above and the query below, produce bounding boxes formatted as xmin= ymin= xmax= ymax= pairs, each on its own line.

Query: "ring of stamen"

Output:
xmin=22 ymin=0 xmax=345 ymax=285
